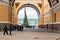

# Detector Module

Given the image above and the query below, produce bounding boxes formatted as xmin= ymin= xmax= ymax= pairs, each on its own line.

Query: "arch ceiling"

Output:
xmin=13 ymin=0 xmax=43 ymax=16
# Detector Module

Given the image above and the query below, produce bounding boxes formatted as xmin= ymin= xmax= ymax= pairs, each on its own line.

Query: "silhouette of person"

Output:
xmin=21 ymin=26 xmax=23 ymax=31
xmin=9 ymin=24 xmax=13 ymax=35
xmin=46 ymin=24 xmax=48 ymax=29
xmin=3 ymin=25 xmax=8 ymax=35
xmin=33 ymin=26 xmax=35 ymax=29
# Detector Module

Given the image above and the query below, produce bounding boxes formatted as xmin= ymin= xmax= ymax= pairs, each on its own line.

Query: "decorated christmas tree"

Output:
xmin=23 ymin=8 xmax=29 ymax=27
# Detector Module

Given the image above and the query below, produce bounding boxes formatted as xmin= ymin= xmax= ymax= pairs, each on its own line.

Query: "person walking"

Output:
xmin=33 ymin=26 xmax=35 ymax=29
xmin=9 ymin=24 xmax=13 ymax=35
xmin=21 ymin=26 xmax=23 ymax=31
xmin=3 ymin=25 xmax=8 ymax=35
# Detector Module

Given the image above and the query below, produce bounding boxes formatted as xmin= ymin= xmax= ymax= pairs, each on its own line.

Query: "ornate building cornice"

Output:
xmin=0 ymin=0 xmax=9 ymax=6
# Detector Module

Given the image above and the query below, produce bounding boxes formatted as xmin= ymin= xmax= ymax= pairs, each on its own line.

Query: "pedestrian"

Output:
xmin=21 ymin=26 xmax=23 ymax=31
xmin=3 ymin=25 xmax=8 ymax=35
xmin=9 ymin=24 xmax=13 ymax=35
xmin=46 ymin=24 xmax=48 ymax=29
xmin=33 ymin=26 xmax=35 ymax=29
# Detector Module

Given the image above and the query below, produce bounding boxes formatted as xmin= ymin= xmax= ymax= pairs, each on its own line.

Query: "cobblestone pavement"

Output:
xmin=0 ymin=31 xmax=60 ymax=40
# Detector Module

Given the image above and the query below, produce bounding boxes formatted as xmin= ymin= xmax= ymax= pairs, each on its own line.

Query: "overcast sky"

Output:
xmin=18 ymin=7 xmax=38 ymax=19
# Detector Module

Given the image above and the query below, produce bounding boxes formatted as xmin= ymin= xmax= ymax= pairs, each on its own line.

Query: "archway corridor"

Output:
xmin=0 ymin=0 xmax=60 ymax=40
xmin=0 ymin=0 xmax=60 ymax=32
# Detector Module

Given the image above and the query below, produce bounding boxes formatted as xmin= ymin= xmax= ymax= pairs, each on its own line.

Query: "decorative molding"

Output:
xmin=38 ymin=3 xmax=42 ymax=8
xmin=44 ymin=22 xmax=60 ymax=25
xmin=15 ymin=2 xmax=20 ymax=8
xmin=0 ymin=21 xmax=11 ymax=23
xmin=0 ymin=0 xmax=9 ymax=6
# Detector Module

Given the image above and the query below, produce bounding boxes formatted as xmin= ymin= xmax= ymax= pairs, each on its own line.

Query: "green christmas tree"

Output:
xmin=23 ymin=8 xmax=29 ymax=26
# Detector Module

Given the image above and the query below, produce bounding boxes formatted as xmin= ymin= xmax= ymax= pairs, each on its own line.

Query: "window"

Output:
xmin=54 ymin=13 xmax=56 ymax=22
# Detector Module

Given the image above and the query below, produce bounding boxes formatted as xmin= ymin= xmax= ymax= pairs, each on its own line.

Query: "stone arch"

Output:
xmin=16 ymin=3 xmax=40 ymax=16
xmin=15 ymin=3 xmax=41 ymax=27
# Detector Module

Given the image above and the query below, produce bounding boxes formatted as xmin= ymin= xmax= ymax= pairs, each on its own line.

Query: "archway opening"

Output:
xmin=18 ymin=7 xmax=38 ymax=29
xmin=17 ymin=4 xmax=40 ymax=30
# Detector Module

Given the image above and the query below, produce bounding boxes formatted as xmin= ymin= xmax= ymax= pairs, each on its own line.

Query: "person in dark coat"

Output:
xmin=9 ymin=24 xmax=13 ymax=35
xmin=3 ymin=25 xmax=8 ymax=35
xmin=21 ymin=26 xmax=23 ymax=31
